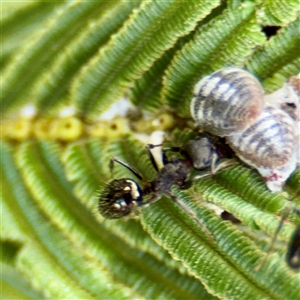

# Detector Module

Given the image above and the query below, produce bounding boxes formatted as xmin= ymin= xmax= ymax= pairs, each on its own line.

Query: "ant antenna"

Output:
xmin=256 ymin=189 xmax=300 ymax=271
xmin=109 ymin=157 xmax=144 ymax=181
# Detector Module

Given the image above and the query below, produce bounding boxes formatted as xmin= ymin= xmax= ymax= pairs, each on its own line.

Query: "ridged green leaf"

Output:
xmin=1 ymin=262 xmax=44 ymax=300
xmin=1 ymin=1 xmax=113 ymax=115
xmin=31 ymin=1 xmax=142 ymax=114
xmin=12 ymin=140 xmax=216 ymax=299
xmin=163 ymin=2 xmax=266 ymax=116
xmin=71 ymin=0 xmax=221 ymax=120
xmin=141 ymin=189 xmax=300 ymax=300
xmin=1 ymin=2 xmax=63 ymax=65
xmin=256 ymin=0 xmax=300 ymax=25
xmin=2 ymin=143 xmax=131 ymax=298
xmin=2 ymin=2 xmax=299 ymax=299
xmin=129 ymin=3 xmax=228 ymax=113
xmin=246 ymin=16 xmax=300 ymax=92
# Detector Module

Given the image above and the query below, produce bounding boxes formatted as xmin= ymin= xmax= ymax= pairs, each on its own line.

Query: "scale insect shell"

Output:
xmin=191 ymin=68 xmax=265 ymax=137
xmin=226 ymin=105 xmax=297 ymax=192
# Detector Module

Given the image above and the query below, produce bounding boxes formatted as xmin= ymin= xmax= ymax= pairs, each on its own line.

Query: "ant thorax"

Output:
xmin=151 ymin=158 xmax=191 ymax=196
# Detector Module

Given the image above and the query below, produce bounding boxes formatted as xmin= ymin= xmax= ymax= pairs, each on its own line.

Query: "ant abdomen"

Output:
xmin=191 ymin=68 xmax=265 ymax=137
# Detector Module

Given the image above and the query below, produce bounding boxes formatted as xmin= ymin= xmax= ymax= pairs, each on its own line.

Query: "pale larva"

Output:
xmin=226 ymin=105 xmax=297 ymax=192
xmin=191 ymin=68 xmax=265 ymax=137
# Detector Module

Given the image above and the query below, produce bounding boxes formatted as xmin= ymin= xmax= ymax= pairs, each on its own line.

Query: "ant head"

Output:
xmin=98 ymin=178 xmax=143 ymax=219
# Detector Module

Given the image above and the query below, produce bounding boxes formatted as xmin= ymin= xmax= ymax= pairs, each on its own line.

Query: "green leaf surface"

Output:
xmin=71 ymin=0 xmax=221 ymax=120
xmin=162 ymin=2 xmax=266 ymax=116
xmin=1 ymin=2 xmax=299 ymax=299
xmin=1 ymin=2 xmax=63 ymax=65
xmin=256 ymin=0 xmax=300 ymax=25
xmin=32 ymin=1 xmax=142 ymax=114
xmin=1 ymin=1 xmax=113 ymax=115
xmin=1 ymin=262 xmax=44 ymax=300
xmin=247 ymin=16 xmax=300 ymax=92
xmin=12 ymin=140 xmax=215 ymax=299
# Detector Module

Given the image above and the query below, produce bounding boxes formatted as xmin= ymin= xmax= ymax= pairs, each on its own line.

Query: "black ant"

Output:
xmin=98 ymin=134 xmax=300 ymax=270
xmin=98 ymin=135 xmax=233 ymax=219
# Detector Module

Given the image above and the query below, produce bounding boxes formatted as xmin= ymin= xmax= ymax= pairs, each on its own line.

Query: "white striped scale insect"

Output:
xmin=226 ymin=105 xmax=298 ymax=192
xmin=98 ymin=135 xmax=232 ymax=219
xmin=191 ymin=68 xmax=265 ymax=137
xmin=191 ymin=68 xmax=299 ymax=192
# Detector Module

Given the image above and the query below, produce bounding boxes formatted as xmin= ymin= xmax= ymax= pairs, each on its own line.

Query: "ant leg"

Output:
xmin=147 ymin=144 xmax=188 ymax=167
xmin=211 ymin=153 xmax=237 ymax=175
xmin=109 ymin=157 xmax=144 ymax=181
xmin=169 ymin=193 xmax=215 ymax=243
xmin=256 ymin=191 xmax=300 ymax=270
xmin=255 ymin=206 xmax=289 ymax=271
xmin=146 ymin=144 xmax=162 ymax=172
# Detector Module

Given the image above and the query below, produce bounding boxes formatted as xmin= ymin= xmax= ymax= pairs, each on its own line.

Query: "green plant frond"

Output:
xmin=162 ymin=2 xmax=266 ymax=117
xmin=2 ymin=142 xmax=141 ymax=298
xmin=62 ymin=139 xmax=105 ymax=207
xmin=1 ymin=2 xmax=35 ymax=20
xmin=256 ymin=0 xmax=300 ymax=26
xmin=30 ymin=1 xmax=141 ymax=115
xmin=2 ymin=3 xmax=300 ymax=299
xmin=128 ymin=5 xmax=226 ymax=114
xmin=17 ymin=244 xmax=96 ymax=299
xmin=1 ymin=142 xmax=35 ymax=241
xmin=190 ymin=175 xmax=296 ymax=242
xmin=1 ymin=262 xmax=45 ymax=300
xmin=246 ymin=16 xmax=300 ymax=92
xmin=129 ymin=47 xmax=179 ymax=113
xmin=1 ymin=2 xmax=63 ymax=66
xmin=1 ymin=1 xmax=112 ymax=116
xmin=141 ymin=188 xmax=299 ymax=300
xmin=141 ymin=192 xmax=269 ymax=300
xmin=13 ymin=140 xmax=221 ymax=299
xmin=286 ymin=169 xmax=300 ymax=198
xmin=209 ymin=165 xmax=287 ymax=212
xmin=1 ymin=240 xmax=22 ymax=265
xmin=70 ymin=0 xmax=221 ymax=120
